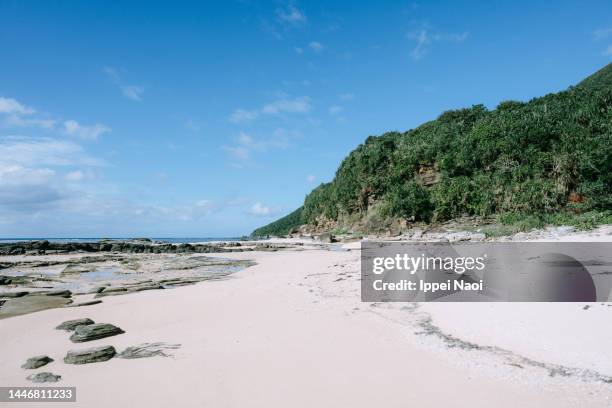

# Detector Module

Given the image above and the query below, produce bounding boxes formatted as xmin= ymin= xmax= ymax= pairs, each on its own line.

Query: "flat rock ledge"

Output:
xmin=67 ymin=300 xmax=103 ymax=308
xmin=56 ymin=318 xmax=95 ymax=331
xmin=118 ymin=342 xmax=181 ymax=359
xmin=69 ymin=323 xmax=124 ymax=343
xmin=21 ymin=355 xmax=54 ymax=369
xmin=64 ymin=345 xmax=117 ymax=364
xmin=27 ymin=372 xmax=61 ymax=383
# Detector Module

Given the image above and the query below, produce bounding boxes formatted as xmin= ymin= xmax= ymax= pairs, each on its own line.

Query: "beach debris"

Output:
xmin=56 ymin=318 xmax=95 ymax=331
xmin=118 ymin=342 xmax=181 ymax=359
xmin=69 ymin=323 xmax=125 ymax=342
xmin=67 ymin=300 xmax=103 ymax=308
xmin=27 ymin=372 xmax=61 ymax=383
xmin=64 ymin=345 xmax=117 ymax=364
xmin=21 ymin=355 xmax=54 ymax=369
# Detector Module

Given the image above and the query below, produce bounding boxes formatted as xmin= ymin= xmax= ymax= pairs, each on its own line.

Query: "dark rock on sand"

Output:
xmin=118 ymin=342 xmax=181 ymax=359
xmin=67 ymin=300 xmax=103 ymax=307
xmin=0 ymin=291 xmax=29 ymax=298
xmin=64 ymin=345 xmax=116 ymax=364
xmin=27 ymin=372 xmax=61 ymax=383
xmin=88 ymin=286 xmax=106 ymax=294
xmin=21 ymin=355 xmax=54 ymax=369
xmin=56 ymin=318 xmax=95 ymax=331
xmin=21 ymin=356 xmax=53 ymax=370
xmin=318 ymin=233 xmax=337 ymax=243
xmin=45 ymin=289 xmax=72 ymax=297
xmin=69 ymin=323 xmax=124 ymax=342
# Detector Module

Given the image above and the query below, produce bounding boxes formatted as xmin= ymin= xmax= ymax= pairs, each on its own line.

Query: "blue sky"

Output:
xmin=0 ymin=0 xmax=611 ymax=237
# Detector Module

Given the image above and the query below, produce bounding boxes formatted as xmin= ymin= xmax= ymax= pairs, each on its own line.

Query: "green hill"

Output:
xmin=252 ymin=64 xmax=612 ymax=237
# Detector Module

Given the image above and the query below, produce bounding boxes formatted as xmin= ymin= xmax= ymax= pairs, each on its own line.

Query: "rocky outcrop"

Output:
xmin=69 ymin=323 xmax=124 ymax=342
xmin=64 ymin=345 xmax=116 ymax=364
xmin=56 ymin=318 xmax=95 ymax=331
xmin=27 ymin=372 xmax=61 ymax=383
xmin=0 ymin=239 xmax=290 ymax=257
xmin=21 ymin=355 xmax=53 ymax=369
xmin=0 ymin=291 xmax=29 ymax=298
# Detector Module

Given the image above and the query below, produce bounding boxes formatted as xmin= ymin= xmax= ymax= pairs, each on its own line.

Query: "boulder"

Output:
xmin=69 ymin=323 xmax=124 ymax=342
xmin=21 ymin=355 xmax=54 ymax=369
xmin=64 ymin=345 xmax=116 ymax=364
xmin=318 ymin=233 xmax=337 ymax=243
xmin=27 ymin=372 xmax=61 ymax=383
xmin=55 ymin=318 xmax=95 ymax=331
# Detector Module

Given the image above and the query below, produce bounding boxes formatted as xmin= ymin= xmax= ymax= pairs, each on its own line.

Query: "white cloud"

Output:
xmin=307 ymin=174 xmax=316 ymax=183
xmin=103 ymin=66 xmax=144 ymax=102
xmin=63 ymin=120 xmax=111 ymax=140
xmin=262 ymin=96 xmax=312 ymax=114
xmin=230 ymin=108 xmax=259 ymax=123
xmin=121 ymin=85 xmax=144 ymax=101
xmin=0 ymin=136 xmax=104 ymax=167
xmin=329 ymin=105 xmax=343 ymax=115
xmin=249 ymin=202 xmax=272 ymax=216
xmin=309 ymin=41 xmax=324 ymax=53
xmin=276 ymin=5 xmax=307 ymax=26
xmin=603 ymin=45 xmax=612 ymax=57
xmin=339 ymin=93 xmax=355 ymax=101
xmin=4 ymin=114 xmax=56 ymax=129
xmin=294 ymin=46 xmax=304 ymax=54
xmin=407 ymin=28 xmax=469 ymax=60
xmin=0 ymin=97 xmax=35 ymax=115
xmin=65 ymin=170 xmax=85 ymax=182
xmin=222 ymin=129 xmax=297 ymax=164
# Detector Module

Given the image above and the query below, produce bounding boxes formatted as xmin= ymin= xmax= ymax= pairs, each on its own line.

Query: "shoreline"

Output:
xmin=1 ymin=229 xmax=611 ymax=406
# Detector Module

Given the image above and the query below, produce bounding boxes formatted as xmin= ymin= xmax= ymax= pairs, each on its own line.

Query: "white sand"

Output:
xmin=1 ymin=238 xmax=611 ymax=407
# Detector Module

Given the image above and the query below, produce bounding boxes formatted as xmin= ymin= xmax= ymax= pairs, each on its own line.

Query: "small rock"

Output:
xmin=70 ymin=323 xmax=125 ymax=342
xmin=64 ymin=345 xmax=116 ymax=364
xmin=87 ymin=286 xmax=106 ymax=294
xmin=56 ymin=318 xmax=95 ymax=331
xmin=67 ymin=300 xmax=103 ymax=308
xmin=318 ymin=233 xmax=337 ymax=243
xmin=44 ymin=289 xmax=72 ymax=298
xmin=21 ymin=355 xmax=54 ymax=369
xmin=27 ymin=372 xmax=61 ymax=383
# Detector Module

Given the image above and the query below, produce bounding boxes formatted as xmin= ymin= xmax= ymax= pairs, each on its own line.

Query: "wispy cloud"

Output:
xmin=309 ymin=41 xmax=324 ymax=53
xmin=103 ymin=66 xmax=145 ymax=102
xmin=222 ymin=128 xmax=297 ymax=165
xmin=230 ymin=96 xmax=311 ymax=123
xmin=230 ymin=108 xmax=259 ymax=123
xmin=0 ymin=97 xmax=35 ymax=115
xmin=407 ymin=28 xmax=469 ymax=60
xmin=307 ymin=174 xmax=316 ymax=183
xmin=276 ymin=5 xmax=307 ymax=27
xmin=248 ymin=201 xmax=281 ymax=217
xmin=262 ymin=96 xmax=311 ymax=114
xmin=63 ymin=120 xmax=111 ymax=140
xmin=339 ymin=93 xmax=355 ymax=101
xmin=603 ymin=45 xmax=612 ymax=57
xmin=0 ymin=96 xmax=109 ymax=138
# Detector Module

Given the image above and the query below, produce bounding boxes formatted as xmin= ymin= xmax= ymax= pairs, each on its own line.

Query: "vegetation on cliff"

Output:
xmin=253 ymin=64 xmax=612 ymax=237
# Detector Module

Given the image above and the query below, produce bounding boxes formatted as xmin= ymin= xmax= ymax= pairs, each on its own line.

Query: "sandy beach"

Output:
xmin=1 ymin=232 xmax=612 ymax=407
